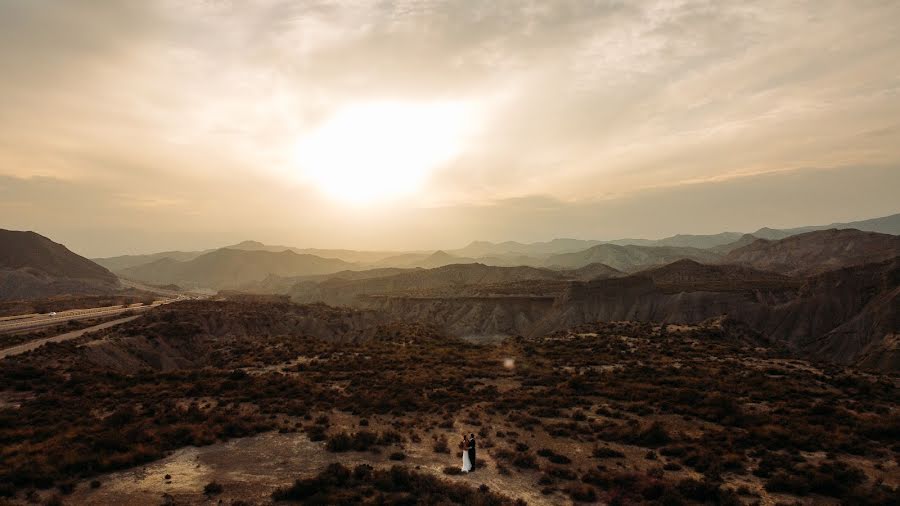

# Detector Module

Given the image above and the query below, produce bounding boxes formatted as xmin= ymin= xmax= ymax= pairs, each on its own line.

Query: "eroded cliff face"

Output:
xmin=529 ymin=276 xmax=798 ymax=339
xmin=80 ymin=300 xmax=402 ymax=372
xmin=354 ymin=259 xmax=899 ymax=371
xmin=357 ymin=295 xmax=555 ymax=338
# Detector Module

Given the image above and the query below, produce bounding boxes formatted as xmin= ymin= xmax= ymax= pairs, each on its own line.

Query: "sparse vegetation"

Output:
xmin=0 ymin=300 xmax=896 ymax=504
xmin=273 ymin=463 xmax=517 ymax=504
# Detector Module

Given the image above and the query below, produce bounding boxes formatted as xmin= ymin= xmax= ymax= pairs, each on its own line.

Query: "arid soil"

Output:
xmin=0 ymin=300 xmax=896 ymax=505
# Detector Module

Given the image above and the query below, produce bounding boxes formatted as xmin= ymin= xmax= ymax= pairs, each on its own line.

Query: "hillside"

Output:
xmin=290 ymin=263 xmax=568 ymax=306
xmin=635 ymin=259 xmax=799 ymax=292
xmin=724 ymin=229 xmax=900 ymax=275
xmin=544 ymin=243 xmax=721 ymax=271
xmin=359 ymin=257 xmax=898 ymax=372
xmin=118 ymin=248 xmax=354 ymax=290
xmin=0 ymin=229 xmax=120 ymax=300
xmin=4 ymin=299 xmax=896 ymax=504
xmin=560 ymin=262 xmax=626 ymax=281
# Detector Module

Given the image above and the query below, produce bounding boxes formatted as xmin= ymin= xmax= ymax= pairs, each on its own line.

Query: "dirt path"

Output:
xmin=0 ymin=315 xmax=140 ymax=359
xmin=66 ymin=431 xmax=561 ymax=505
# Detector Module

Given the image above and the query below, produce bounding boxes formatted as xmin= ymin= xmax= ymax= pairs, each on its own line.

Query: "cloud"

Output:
xmin=0 ymin=1 xmax=898 ymax=254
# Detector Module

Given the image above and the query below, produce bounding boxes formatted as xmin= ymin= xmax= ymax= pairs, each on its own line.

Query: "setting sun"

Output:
xmin=294 ymin=101 xmax=472 ymax=202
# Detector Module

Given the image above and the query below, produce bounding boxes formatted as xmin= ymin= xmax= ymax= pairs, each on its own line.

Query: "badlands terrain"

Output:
xmin=0 ymin=213 xmax=898 ymax=505
xmin=1 ymin=300 xmax=898 ymax=505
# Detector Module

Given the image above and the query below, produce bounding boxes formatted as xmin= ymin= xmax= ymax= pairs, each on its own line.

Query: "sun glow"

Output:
xmin=294 ymin=101 xmax=472 ymax=203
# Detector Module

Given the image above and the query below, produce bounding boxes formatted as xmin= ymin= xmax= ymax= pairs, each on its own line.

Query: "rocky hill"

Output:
xmin=290 ymin=263 xmax=569 ymax=306
xmin=0 ymin=229 xmax=120 ymax=300
xmin=544 ymin=243 xmax=721 ymax=271
xmin=636 ymin=259 xmax=800 ymax=292
xmin=359 ymin=257 xmax=899 ymax=372
xmin=723 ymin=229 xmax=900 ymax=275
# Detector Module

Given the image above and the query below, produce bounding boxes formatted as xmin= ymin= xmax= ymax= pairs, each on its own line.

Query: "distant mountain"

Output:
xmin=710 ymin=234 xmax=760 ymax=254
xmin=415 ymin=251 xmax=477 ymax=269
xmin=753 ymin=212 xmax=900 ymax=239
xmin=0 ymin=229 xmax=120 ymax=300
xmin=649 ymin=232 xmax=745 ymax=249
xmin=448 ymin=212 xmax=900 ymax=257
xmin=118 ymin=248 xmax=354 ymax=290
xmin=97 ymin=241 xmax=407 ymax=273
xmin=724 ymin=229 xmax=900 ymax=276
xmin=93 ymin=250 xmax=208 ymax=271
xmin=366 ymin=250 xmax=480 ymax=269
xmin=544 ymin=244 xmax=721 ymax=272
xmin=225 ymin=240 xmax=399 ymax=264
xmin=451 ymin=238 xmax=603 ymax=257
xmin=235 ymin=267 xmax=416 ymax=294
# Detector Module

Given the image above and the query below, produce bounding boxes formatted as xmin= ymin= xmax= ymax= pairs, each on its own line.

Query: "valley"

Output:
xmin=0 ymin=214 xmax=897 ymax=505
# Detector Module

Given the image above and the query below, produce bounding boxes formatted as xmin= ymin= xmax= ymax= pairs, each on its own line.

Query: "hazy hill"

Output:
xmin=415 ymin=250 xmax=477 ymax=268
xmin=724 ymin=229 xmax=900 ymax=276
xmin=0 ymin=229 xmax=120 ymax=300
xmin=451 ymin=238 xmax=603 ymax=257
xmin=290 ymin=263 xmax=569 ymax=305
xmin=752 ymin=212 xmax=900 ymax=239
xmin=544 ymin=243 xmax=721 ymax=271
xmin=118 ymin=248 xmax=354 ymax=290
xmin=93 ymin=250 xmax=208 ymax=271
xmin=366 ymin=250 xmax=481 ymax=269
xmin=448 ymin=212 xmax=900 ymax=257
xmin=648 ymin=232 xmax=744 ymax=249
xmin=235 ymin=267 xmax=416 ymax=294
xmin=225 ymin=240 xmax=400 ymax=264
xmin=710 ymin=234 xmax=760 ymax=254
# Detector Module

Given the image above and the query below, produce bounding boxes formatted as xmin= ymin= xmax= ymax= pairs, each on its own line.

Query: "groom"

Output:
xmin=468 ymin=433 xmax=476 ymax=470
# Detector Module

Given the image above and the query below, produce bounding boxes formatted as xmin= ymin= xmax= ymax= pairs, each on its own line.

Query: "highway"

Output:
xmin=0 ymin=298 xmax=180 ymax=334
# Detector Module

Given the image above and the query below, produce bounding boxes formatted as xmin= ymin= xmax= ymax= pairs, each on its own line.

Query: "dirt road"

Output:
xmin=0 ymin=315 xmax=140 ymax=359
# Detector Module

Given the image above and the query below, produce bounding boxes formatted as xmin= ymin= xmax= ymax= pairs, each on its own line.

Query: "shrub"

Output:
xmin=593 ymin=447 xmax=625 ymax=459
xmin=325 ymin=431 xmax=379 ymax=452
xmin=203 ymin=481 xmax=223 ymax=495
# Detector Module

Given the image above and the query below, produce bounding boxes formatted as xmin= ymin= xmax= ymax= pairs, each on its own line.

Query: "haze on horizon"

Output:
xmin=1 ymin=0 xmax=899 ymax=258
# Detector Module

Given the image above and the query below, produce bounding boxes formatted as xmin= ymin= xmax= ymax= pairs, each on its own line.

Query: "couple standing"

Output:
xmin=460 ymin=433 xmax=477 ymax=472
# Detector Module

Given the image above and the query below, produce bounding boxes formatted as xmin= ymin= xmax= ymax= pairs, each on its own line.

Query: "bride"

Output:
xmin=460 ymin=434 xmax=472 ymax=472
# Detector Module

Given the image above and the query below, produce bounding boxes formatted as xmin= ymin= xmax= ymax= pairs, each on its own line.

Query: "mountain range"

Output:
xmin=91 ymin=212 xmax=900 ymax=275
xmin=1 ymin=213 xmax=898 ymax=372
xmin=117 ymin=248 xmax=355 ymax=290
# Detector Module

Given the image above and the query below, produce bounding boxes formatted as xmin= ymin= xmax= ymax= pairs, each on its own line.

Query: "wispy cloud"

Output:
xmin=0 ymin=1 xmax=898 ymax=254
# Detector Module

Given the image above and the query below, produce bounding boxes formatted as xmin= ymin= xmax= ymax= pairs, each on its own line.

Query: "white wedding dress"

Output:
xmin=461 ymin=447 xmax=472 ymax=472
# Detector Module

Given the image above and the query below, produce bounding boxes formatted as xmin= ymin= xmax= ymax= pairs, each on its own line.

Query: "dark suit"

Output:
xmin=468 ymin=438 xmax=476 ymax=469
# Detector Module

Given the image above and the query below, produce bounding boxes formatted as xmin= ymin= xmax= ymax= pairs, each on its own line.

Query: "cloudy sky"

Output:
xmin=1 ymin=0 xmax=898 ymax=257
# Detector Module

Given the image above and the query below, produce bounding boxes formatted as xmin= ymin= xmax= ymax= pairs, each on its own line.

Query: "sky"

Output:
xmin=1 ymin=0 xmax=899 ymax=258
